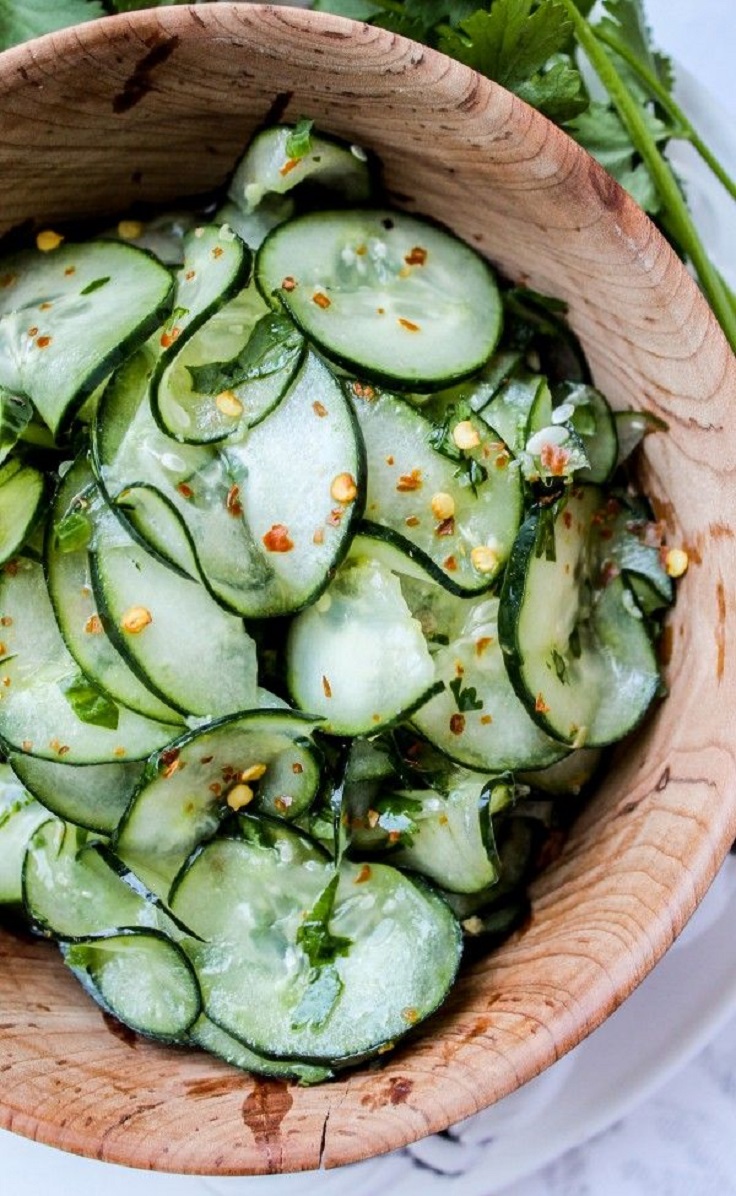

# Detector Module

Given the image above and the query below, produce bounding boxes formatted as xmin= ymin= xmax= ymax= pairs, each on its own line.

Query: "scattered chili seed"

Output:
xmin=312 ymin=400 xmax=328 ymax=417
xmin=443 ymin=555 xmax=458 ymax=572
xmin=64 ymin=266 xmax=76 ymax=276
xmin=292 ymin=761 xmax=304 ymax=774
xmin=1 ymin=676 xmax=10 ymax=687
xmin=84 ymin=614 xmax=103 ymax=635
xmin=226 ymin=484 xmax=243 ymax=517
xmin=208 ymin=782 xmax=222 ymax=796
xmin=322 ymin=675 xmax=332 ymax=698
xmin=113 ymin=747 xmax=126 ymax=758
xmin=39 ymin=301 xmax=53 ymax=311
xmin=211 ymin=246 xmax=224 ymax=259
xmin=274 ymin=795 xmax=293 ymax=813
xmin=385 ymin=455 xmax=394 ymax=465
xmin=405 ymin=515 xmax=420 ymax=528
xmin=121 ymin=606 xmax=153 ymax=634
xmin=240 ymin=763 xmax=267 ymax=783
xmin=396 ymin=468 xmax=422 ymax=492
xmin=117 ymin=219 xmax=143 ymax=240
xmin=184 ymin=269 xmax=196 ymax=281
xmin=351 ymin=381 xmax=376 ymax=401
xmin=431 ymin=492 xmax=455 ymax=521
xmin=355 ymin=864 xmax=372 ymax=884
xmin=36 ymin=229 xmax=64 ymax=252
xmin=471 ymin=545 xmax=499 ymax=574
xmin=177 ymin=482 xmax=194 ymax=499
xmin=27 ymin=326 xmax=38 ymax=337
xmin=263 ymin=524 xmax=294 ymax=553
xmin=540 ymin=442 xmax=571 ymax=476
xmin=535 ymin=693 xmax=550 ymax=714
xmin=397 ymin=317 xmax=420 ymax=332
xmin=313 ymin=527 xmax=325 ymax=545
xmin=282 ymin=275 xmax=297 ymax=292
xmin=312 ymin=290 xmax=332 ymax=309
xmin=330 ymin=472 xmax=358 ymax=504
xmin=402 ymin=1007 xmax=419 ymax=1024
xmin=36 ymin=335 xmax=52 ymax=349
xmin=452 ymin=420 xmax=480 ymax=450
xmin=480 ymin=714 xmax=493 ymax=725
xmin=475 ymin=637 xmax=493 ymax=655
xmin=163 ymin=758 xmax=181 ymax=779
xmin=279 ymin=157 xmax=301 ymax=176
xmin=227 ymin=783 xmax=254 ymax=811
xmin=0 ymin=616 xmax=12 ymax=626
xmin=216 ymin=390 xmax=244 ymax=419
xmin=665 ymin=548 xmax=689 ymax=578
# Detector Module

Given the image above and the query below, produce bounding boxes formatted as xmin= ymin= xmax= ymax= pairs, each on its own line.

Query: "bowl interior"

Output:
xmin=1 ymin=2 xmax=735 ymax=1176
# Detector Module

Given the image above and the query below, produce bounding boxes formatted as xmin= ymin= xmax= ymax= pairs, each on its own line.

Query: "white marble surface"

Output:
xmin=2 ymin=2 xmax=735 ymax=1194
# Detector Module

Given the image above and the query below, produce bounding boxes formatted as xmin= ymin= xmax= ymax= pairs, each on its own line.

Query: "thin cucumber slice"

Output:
xmin=373 ymin=774 xmax=514 ymax=895
xmin=46 ymin=459 xmax=184 ymax=725
xmin=62 ymin=928 xmax=201 ymax=1043
xmin=0 ymin=457 xmax=47 ymax=565
xmin=350 ymin=388 xmax=522 ymax=594
xmin=191 ymin=1015 xmax=333 ymax=1084
xmin=158 ymin=223 xmax=252 ymax=354
xmin=219 ymin=350 xmax=365 ymax=616
xmin=115 ymin=710 xmax=323 ymax=894
xmin=405 ymin=584 xmax=569 ymax=771
xmin=256 ymin=209 xmax=502 ymax=390
xmin=614 ymin=409 xmax=667 ymax=467
xmin=479 ymin=371 xmax=550 ymax=456
xmin=23 ymin=820 xmax=161 ymax=939
xmin=229 ymin=125 xmax=373 ymax=214
xmin=498 ymin=487 xmax=660 ymax=746
xmin=89 ymin=490 xmax=258 ymax=718
xmin=108 ymin=211 xmax=198 ymax=266
xmin=556 ymin=383 xmax=618 ymax=484
xmin=0 ymin=240 xmax=173 ymax=436
xmin=170 ymin=815 xmax=462 ymax=1063
xmin=0 ymin=556 xmax=174 ymax=762
xmin=0 ymin=764 xmax=47 ymax=904
xmin=8 ymin=751 xmax=143 ymax=834
xmin=152 ymin=286 xmax=304 ymax=444
xmin=593 ymin=494 xmax=673 ymax=609
xmin=0 ymin=390 xmax=33 ymax=464
xmin=215 ymin=197 xmax=294 ymax=251
xmin=518 ymin=747 xmax=602 ymax=795
xmin=112 ymin=482 xmax=199 ymax=579
xmin=287 ymin=555 xmax=438 ymax=736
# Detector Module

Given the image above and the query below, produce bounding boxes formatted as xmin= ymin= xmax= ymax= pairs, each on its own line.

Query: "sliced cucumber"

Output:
xmin=287 ymin=554 xmax=438 ymax=736
xmin=46 ymin=458 xmax=184 ymax=725
xmin=8 ymin=751 xmax=143 ymax=834
xmin=556 ymin=383 xmax=618 ymax=484
xmin=170 ymin=815 xmax=461 ymax=1063
xmin=0 ymin=457 xmax=46 ymax=565
xmin=0 ymin=240 xmax=173 ymax=435
xmin=256 ymin=209 xmax=502 ymax=390
xmin=158 ymin=223 xmax=251 ymax=353
xmin=191 ymin=1015 xmax=333 ymax=1084
xmin=405 ymin=585 xmax=569 ymax=771
xmin=214 ymin=196 xmax=294 ymax=251
xmin=0 ymin=765 xmax=47 ymax=904
xmin=229 ymin=125 xmax=373 ymax=214
xmin=615 ymin=409 xmax=667 ymax=466
xmin=350 ymin=388 xmax=522 ymax=594
xmin=498 ymin=487 xmax=660 ymax=746
xmin=115 ymin=710 xmax=323 ymax=894
xmin=0 ymin=556 xmax=174 ymax=762
xmin=152 ymin=287 xmax=303 ymax=444
xmin=112 ymin=482 xmax=200 ymax=579
xmin=0 ymin=389 xmax=33 ymax=464
xmin=62 ymin=928 xmax=201 ymax=1043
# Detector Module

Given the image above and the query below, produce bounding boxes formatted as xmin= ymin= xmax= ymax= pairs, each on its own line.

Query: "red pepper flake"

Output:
xmin=454 ymin=661 xmax=464 ymax=677
xmin=385 ymin=455 xmax=394 ymax=465
xmin=160 ymin=327 xmax=181 ymax=349
xmin=397 ymin=317 xmax=421 ymax=332
xmin=160 ymin=747 xmax=180 ymax=771
xmin=351 ymin=381 xmax=376 ymax=401
xmin=443 ymin=554 xmax=458 ymax=572
xmin=449 ymin=713 xmax=465 ymax=736
xmin=211 ymin=246 xmax=224 ymax=259
xmin=404 ymin=246 xmax=428 ymax=266
xmin=39 ymin=301 xmax=53 ymax=311
xmin=435 ymin=516 xmax=455 ymax=537
xmin=322 ymin=675 xmax=332 ymax=699
xmin=0 ymin=615 xmax=12 ymax=626
xmin=274 ymin=795 xmax=294 ymax=814
xmin=226 ymin=484 xmax=243 ymax=517
xmin=200 ymin=755 xmax=214 ymax=765
xmin=312 ymin=400 xmax=328 ymax=417
xmin=185 ymin=269 xmax=196 ymax=281
xmin=36 ymin=335 xmax=52 ymax=349
xmin=312 ymin=291 xmax=331 ymax=309
xmin=263 ymin=524 xmax=294 ymax=553
xmin=387 ymin=830 xmax=401 ymax=844
xmin=355 ymin=864 xmax=372 ymax=884
xmin=327 ymin=508 xmax=343 ymax=527
xmin=163 ymin=758 xmax=181 ymax=779
xmin=313 ymin=527 xmax=325 ymax=545
xmin=495 ymin=452 xmax=509 ymax=470
xmin=405 ymin=515 xmax=420 ymax=528
xmin=292 ymin=762 xmax=304 ymax=775
xmin=563 ymin=510 xmax=573 ymax=529
xmin=84 ymin=613 xmax=103 ymax=635
xmin=376 ymin=307 xmax=386 ymax=315
xmin=177 ymin=482 xmax=194 ymax=499
xmin=27 ymin=326 xmax=39 ymax=337
xmin=535 ymin=693 xmax=550 ymax=714
xmin=279 ymin=157 xmax=301 ymax=176
xmin=208 ymin=782 xmax=222 ymax=796
xmin=282 ymin=275 xmax=297 ymax=292
xmin=540 ymin=442 xmax=571 ymax=476
xmin=475 ymin=636 xmax=493 ymax=656
xmin=64 ymin=266 xmax=76 ymax=276
xmin=480 ymin=714 xmax=493 ymax=725
xmin=396 ymin=468 xmax=422 ymax=492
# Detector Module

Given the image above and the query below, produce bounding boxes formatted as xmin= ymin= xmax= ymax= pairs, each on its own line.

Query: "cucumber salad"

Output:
xmin=0 ymin=121 xmax=683 ymax=1079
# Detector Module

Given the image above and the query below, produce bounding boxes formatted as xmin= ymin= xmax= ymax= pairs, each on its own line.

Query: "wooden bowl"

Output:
xmin=1 ymin=2 xmax=735 ymax=1177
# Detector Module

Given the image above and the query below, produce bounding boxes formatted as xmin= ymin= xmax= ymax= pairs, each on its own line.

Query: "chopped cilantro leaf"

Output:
xmin=449 ymin=676 xmax=484 ymax=712
xmin=285 ymin=118 xmax=315 ymax=161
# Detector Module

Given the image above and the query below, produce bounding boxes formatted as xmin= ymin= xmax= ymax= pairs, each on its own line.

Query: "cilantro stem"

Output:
xmin=556 ymin=0 xmax=736 ymax=354
xmin=595 ymin=27 xmax=736 ymax=206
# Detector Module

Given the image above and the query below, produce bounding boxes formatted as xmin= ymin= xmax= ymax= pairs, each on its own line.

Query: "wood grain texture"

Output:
xmin=1 ymin=1 xmax=735 ymax=1176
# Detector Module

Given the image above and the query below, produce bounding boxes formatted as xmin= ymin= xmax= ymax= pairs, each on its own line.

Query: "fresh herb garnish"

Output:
xmin=54 ymin=507 xmax=92 ymax=554
xmin=80 ymin=276 xmax=110 ymax=296
xmin=296 ymin=873 xmax=352 ymax=968
xmin=449 ymin=676 xmax=484 ymax=712
xmin=285 ymin=117 xmax=315 ymax=161
xmin=187 ymin=313 xmax=303 ymax=395
xmin=60 ymin=671 xmax=120 ymax=730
